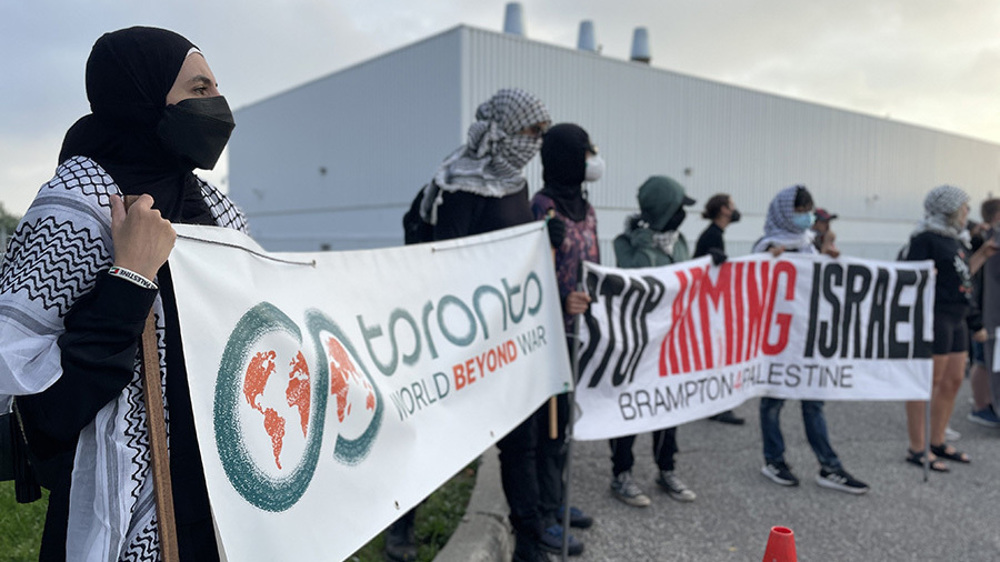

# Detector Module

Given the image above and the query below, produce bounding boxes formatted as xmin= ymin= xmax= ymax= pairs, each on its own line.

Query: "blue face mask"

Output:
xmin=792 ymin=212 xmax=815 ymax=230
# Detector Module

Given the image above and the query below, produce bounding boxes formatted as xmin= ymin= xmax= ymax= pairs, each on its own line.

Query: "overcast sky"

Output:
xmin=3 ymin=0 xmax=999 ymax=216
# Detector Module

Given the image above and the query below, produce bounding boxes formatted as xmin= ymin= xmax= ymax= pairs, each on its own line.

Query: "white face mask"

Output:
xmin=584 ymin=154 xmax=605 ymax=182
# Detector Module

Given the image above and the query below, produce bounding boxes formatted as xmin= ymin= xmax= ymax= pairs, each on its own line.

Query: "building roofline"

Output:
xmin=237 ymin=24 xmax=998 ymax=148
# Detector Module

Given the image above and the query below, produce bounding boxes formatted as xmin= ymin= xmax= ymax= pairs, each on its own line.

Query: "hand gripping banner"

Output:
xmin=574 ymin=254 xmax=935 ymax=441
xmin=167 ymin=222 xmax=571 ymax=561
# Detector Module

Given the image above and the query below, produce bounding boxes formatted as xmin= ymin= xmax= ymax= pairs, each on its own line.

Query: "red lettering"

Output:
xmin=465 ymin=359 xmax=476 ymax=384
xmin=685 ymin=268 xmax=705 ymax=372
xmin=745 ymin=262 xmax=771 ymax=361
xmin=660 ymin=271 xmax=690 ymax=376
xmin=733 ymin=262 xmax=745 ymax=364
xmin=699 ymin=263 xmax=733 ymax=370
xmin=762 ymin=261 xmax=796 ymax=355
xmin=453 ymin=363 xmax=466 ymax=390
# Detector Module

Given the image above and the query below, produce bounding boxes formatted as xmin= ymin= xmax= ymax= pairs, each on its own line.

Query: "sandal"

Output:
xmin=930 ymin=443 xmax=971 ymax=464
xmin=906 ymin=449 xmax=949 ymax=472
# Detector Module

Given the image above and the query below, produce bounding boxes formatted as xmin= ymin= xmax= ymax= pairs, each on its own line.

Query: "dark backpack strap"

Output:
xmin=403 ymin=185 xmax=435 ymax=245
xmin=9 ymin=400 xmax=41 ymax=503
xmin=0 ymin=410 xmax=14 ymax=482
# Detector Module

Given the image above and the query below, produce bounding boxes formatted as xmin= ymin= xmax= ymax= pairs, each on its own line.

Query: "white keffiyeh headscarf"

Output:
xmin=0 ymin=157 xmax=247 ymax=561
xmin=911 ymin=184 xmax=969 ymax=241
xmin=420 ymin=88 xmax=551 ymax=222
xmin=753 ymin=185 xmax=817 ymax=254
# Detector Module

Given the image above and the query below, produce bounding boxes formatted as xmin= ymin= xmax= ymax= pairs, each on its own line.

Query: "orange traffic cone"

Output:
xmin=762 ymin=526 xmax=797 ymax=562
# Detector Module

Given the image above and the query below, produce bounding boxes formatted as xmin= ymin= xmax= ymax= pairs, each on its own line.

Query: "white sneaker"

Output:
xmin=656 ymin=470 xmax=697 ymax=502
xmin=610 ymin=470 xmax=651 ymax=507
xmin=945 ymin=426 xmax=961 ymax=442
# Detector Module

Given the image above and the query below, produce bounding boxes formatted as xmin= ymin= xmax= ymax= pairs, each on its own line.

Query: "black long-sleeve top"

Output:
xmin=18 ymin=267 xmax=218 ymax=561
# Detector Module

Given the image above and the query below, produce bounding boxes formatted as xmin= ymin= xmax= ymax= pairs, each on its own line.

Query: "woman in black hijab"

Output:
xmin=60 ymin=26 xmax=234 ymax=224
xmin=2 ymin=27 xmax=245 ymax=561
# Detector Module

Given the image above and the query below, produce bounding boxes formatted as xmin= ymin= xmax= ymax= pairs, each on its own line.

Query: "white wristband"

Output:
xmin=108 ymin=266 xmax=158 ymax=290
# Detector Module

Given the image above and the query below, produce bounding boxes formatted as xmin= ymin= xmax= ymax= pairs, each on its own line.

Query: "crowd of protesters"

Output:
xmin=400 ymin=81 xmax=1000 ymax=561
xmin=2 ymin=26 xmax=998 ymax=561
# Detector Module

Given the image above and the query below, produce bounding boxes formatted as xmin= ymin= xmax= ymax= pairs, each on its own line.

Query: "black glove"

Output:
xmin=547 ymin=216 xmax=567 ymax=249
xmin=708 ymin=248 xmax=727 ymax=266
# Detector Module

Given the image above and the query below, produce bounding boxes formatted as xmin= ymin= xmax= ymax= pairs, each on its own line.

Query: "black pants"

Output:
xmin=609 ymin=427 xmax=678 ymax=476
xmin=535 ymin=392 xmax=570 ymax=527
xmin=498 ymin=414 xmax=543 ymax=539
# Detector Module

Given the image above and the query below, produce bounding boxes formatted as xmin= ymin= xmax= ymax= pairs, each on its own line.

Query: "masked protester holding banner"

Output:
xmin=0 ymin=27 xmax=245 ymax=560
xmin=968 ymin=199 xmax=1000 ymax=428
xmin=402 ymin=88 xmax=555 ymax=562
xmin=751 ymin=185 xmax=869 ymax=494
xmin=900 ymin=185 xmax=996 ymax=472
xmin=608 ymin=176 xmax=698 ymax=507
xmin=529 ymin=123 xmax=601 ymax=555
xmin=694 ymin=194 xmax=746 ymax=426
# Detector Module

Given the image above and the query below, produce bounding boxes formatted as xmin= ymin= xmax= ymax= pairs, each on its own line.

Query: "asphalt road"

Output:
xmin=557 ymin=382 xmax=1000 ymax=561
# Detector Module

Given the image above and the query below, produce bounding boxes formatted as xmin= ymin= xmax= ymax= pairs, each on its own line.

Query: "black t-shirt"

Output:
xmin=694 ymin=223 xmax=725 ymax=259
xmin=903 ymin=230 xmax=973 ymax=313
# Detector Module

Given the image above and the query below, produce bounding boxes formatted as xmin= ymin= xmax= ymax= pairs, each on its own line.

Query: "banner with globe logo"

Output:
xmin=168 ymin=222 xmax=572 ymax=561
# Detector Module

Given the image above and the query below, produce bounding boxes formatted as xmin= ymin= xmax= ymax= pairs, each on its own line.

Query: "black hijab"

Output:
xmin=59 ymin=26 xmax=213 ymax=224
xmin=539 ymin=123 xmax=592 ymax=222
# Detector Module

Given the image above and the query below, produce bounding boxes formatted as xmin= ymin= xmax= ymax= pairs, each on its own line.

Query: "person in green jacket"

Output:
xmin=608 ymin=175 xmax=698 ymax=507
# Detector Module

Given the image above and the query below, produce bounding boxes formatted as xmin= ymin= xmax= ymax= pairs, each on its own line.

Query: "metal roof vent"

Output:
xmin=503 ymin=3 xmax=525 ymax=36
xmin=577 ymin=20 xmax=597 ymax=52
xmin=630 ymin=27 xmax=651 ymax=64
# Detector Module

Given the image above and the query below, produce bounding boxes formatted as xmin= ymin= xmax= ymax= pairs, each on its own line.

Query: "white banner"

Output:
xmin=168 ymin=222 xmax=572 ymax=561
xmin=574 ymin=254 xmax=935 ymax=441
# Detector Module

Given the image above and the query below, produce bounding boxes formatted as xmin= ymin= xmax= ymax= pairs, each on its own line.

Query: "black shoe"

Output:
xmin=556 ymin=505 xmax=594 ymax=529
xmin=384 ymin=516 xmax=417 ymax=562
xmin=816 ymin=468 xmax=869 ymax=495
xmin=761 ymin=461 xmax=799 ymax=487
xmin=708 ymin=410 xmax=745 ymax=425
xmin=513 ymin=533 xmax=551 ymax=562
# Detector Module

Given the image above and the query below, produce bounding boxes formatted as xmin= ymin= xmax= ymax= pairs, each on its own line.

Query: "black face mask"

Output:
xmin=730 ymin=209 xmax=742 ymax=223
xmin=157 ymin=96 xmax=235 ymax=170
xmin=662 ymin=208 xmax=686 ymax=232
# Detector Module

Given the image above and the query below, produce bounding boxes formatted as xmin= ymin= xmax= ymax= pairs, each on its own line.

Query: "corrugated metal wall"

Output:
xmin=230 ymin=25 xmax=1000 ymax=260
xmin=229 ymin=30 xmax=465 ymax=251
xmin=461 ymin=27 xmax=1000 ymax=260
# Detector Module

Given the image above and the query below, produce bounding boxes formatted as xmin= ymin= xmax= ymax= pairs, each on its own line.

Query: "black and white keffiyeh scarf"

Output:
xmin=911 ymin=184 xmax=969 ymax=242
xmin=420 ymin=88 xmax=550 ymax=222
xmin=753 ymin=185 xmax=817 ymax=254
xmin=0 ymin=156 xmax=247 ymax=561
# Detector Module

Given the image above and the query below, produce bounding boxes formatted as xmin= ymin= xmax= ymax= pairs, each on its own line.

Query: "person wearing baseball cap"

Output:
xmin=609 ymin=176 xmax=698 ymax=508
xmin=812 ymin=207 xmax=840 ymax=257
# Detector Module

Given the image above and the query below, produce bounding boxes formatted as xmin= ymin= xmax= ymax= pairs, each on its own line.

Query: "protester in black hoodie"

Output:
xmin=529 ymin=123 xmax=602 ymax=554
xmin=393 ymin=88 xmax=555 ymax=562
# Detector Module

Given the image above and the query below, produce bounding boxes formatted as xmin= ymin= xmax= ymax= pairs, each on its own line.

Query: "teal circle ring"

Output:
xmin=306 ymin=310 xmax=384 ymax=466
xmin=215 ymin=302 xmax=328 ymax=512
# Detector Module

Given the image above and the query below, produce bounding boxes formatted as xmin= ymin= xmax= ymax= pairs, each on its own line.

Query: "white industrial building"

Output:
xmin=229 ymin=23 xmax=1000 ymax=261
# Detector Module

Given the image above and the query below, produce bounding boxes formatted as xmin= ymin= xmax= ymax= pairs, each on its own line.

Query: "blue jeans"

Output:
xmin=759 ymin=398 xmax=842 ymax=471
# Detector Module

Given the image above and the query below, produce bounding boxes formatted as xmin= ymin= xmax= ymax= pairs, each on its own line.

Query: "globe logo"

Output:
xmin=215 ymin=303 xmax=383 ymax=511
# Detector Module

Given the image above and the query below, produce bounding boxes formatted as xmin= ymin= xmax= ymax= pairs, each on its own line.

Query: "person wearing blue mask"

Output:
xmin=751 ymin=185 xmax=869 ymax=494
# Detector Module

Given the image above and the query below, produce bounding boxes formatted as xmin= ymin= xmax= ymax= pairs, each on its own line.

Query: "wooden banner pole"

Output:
xmin=141 ymin=311 xmax=180 ymax=562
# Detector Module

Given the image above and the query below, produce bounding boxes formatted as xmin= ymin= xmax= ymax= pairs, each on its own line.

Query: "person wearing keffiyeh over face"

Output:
xmin=0 ymin=27 xmax=245 ymax=561
xmin=900 ymin=185 xmax=997 ymax=472
xmin=388 ymin=88 xmax=555 ymax=562
xmin=752 ymin=185 xmax=870 ymax=495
